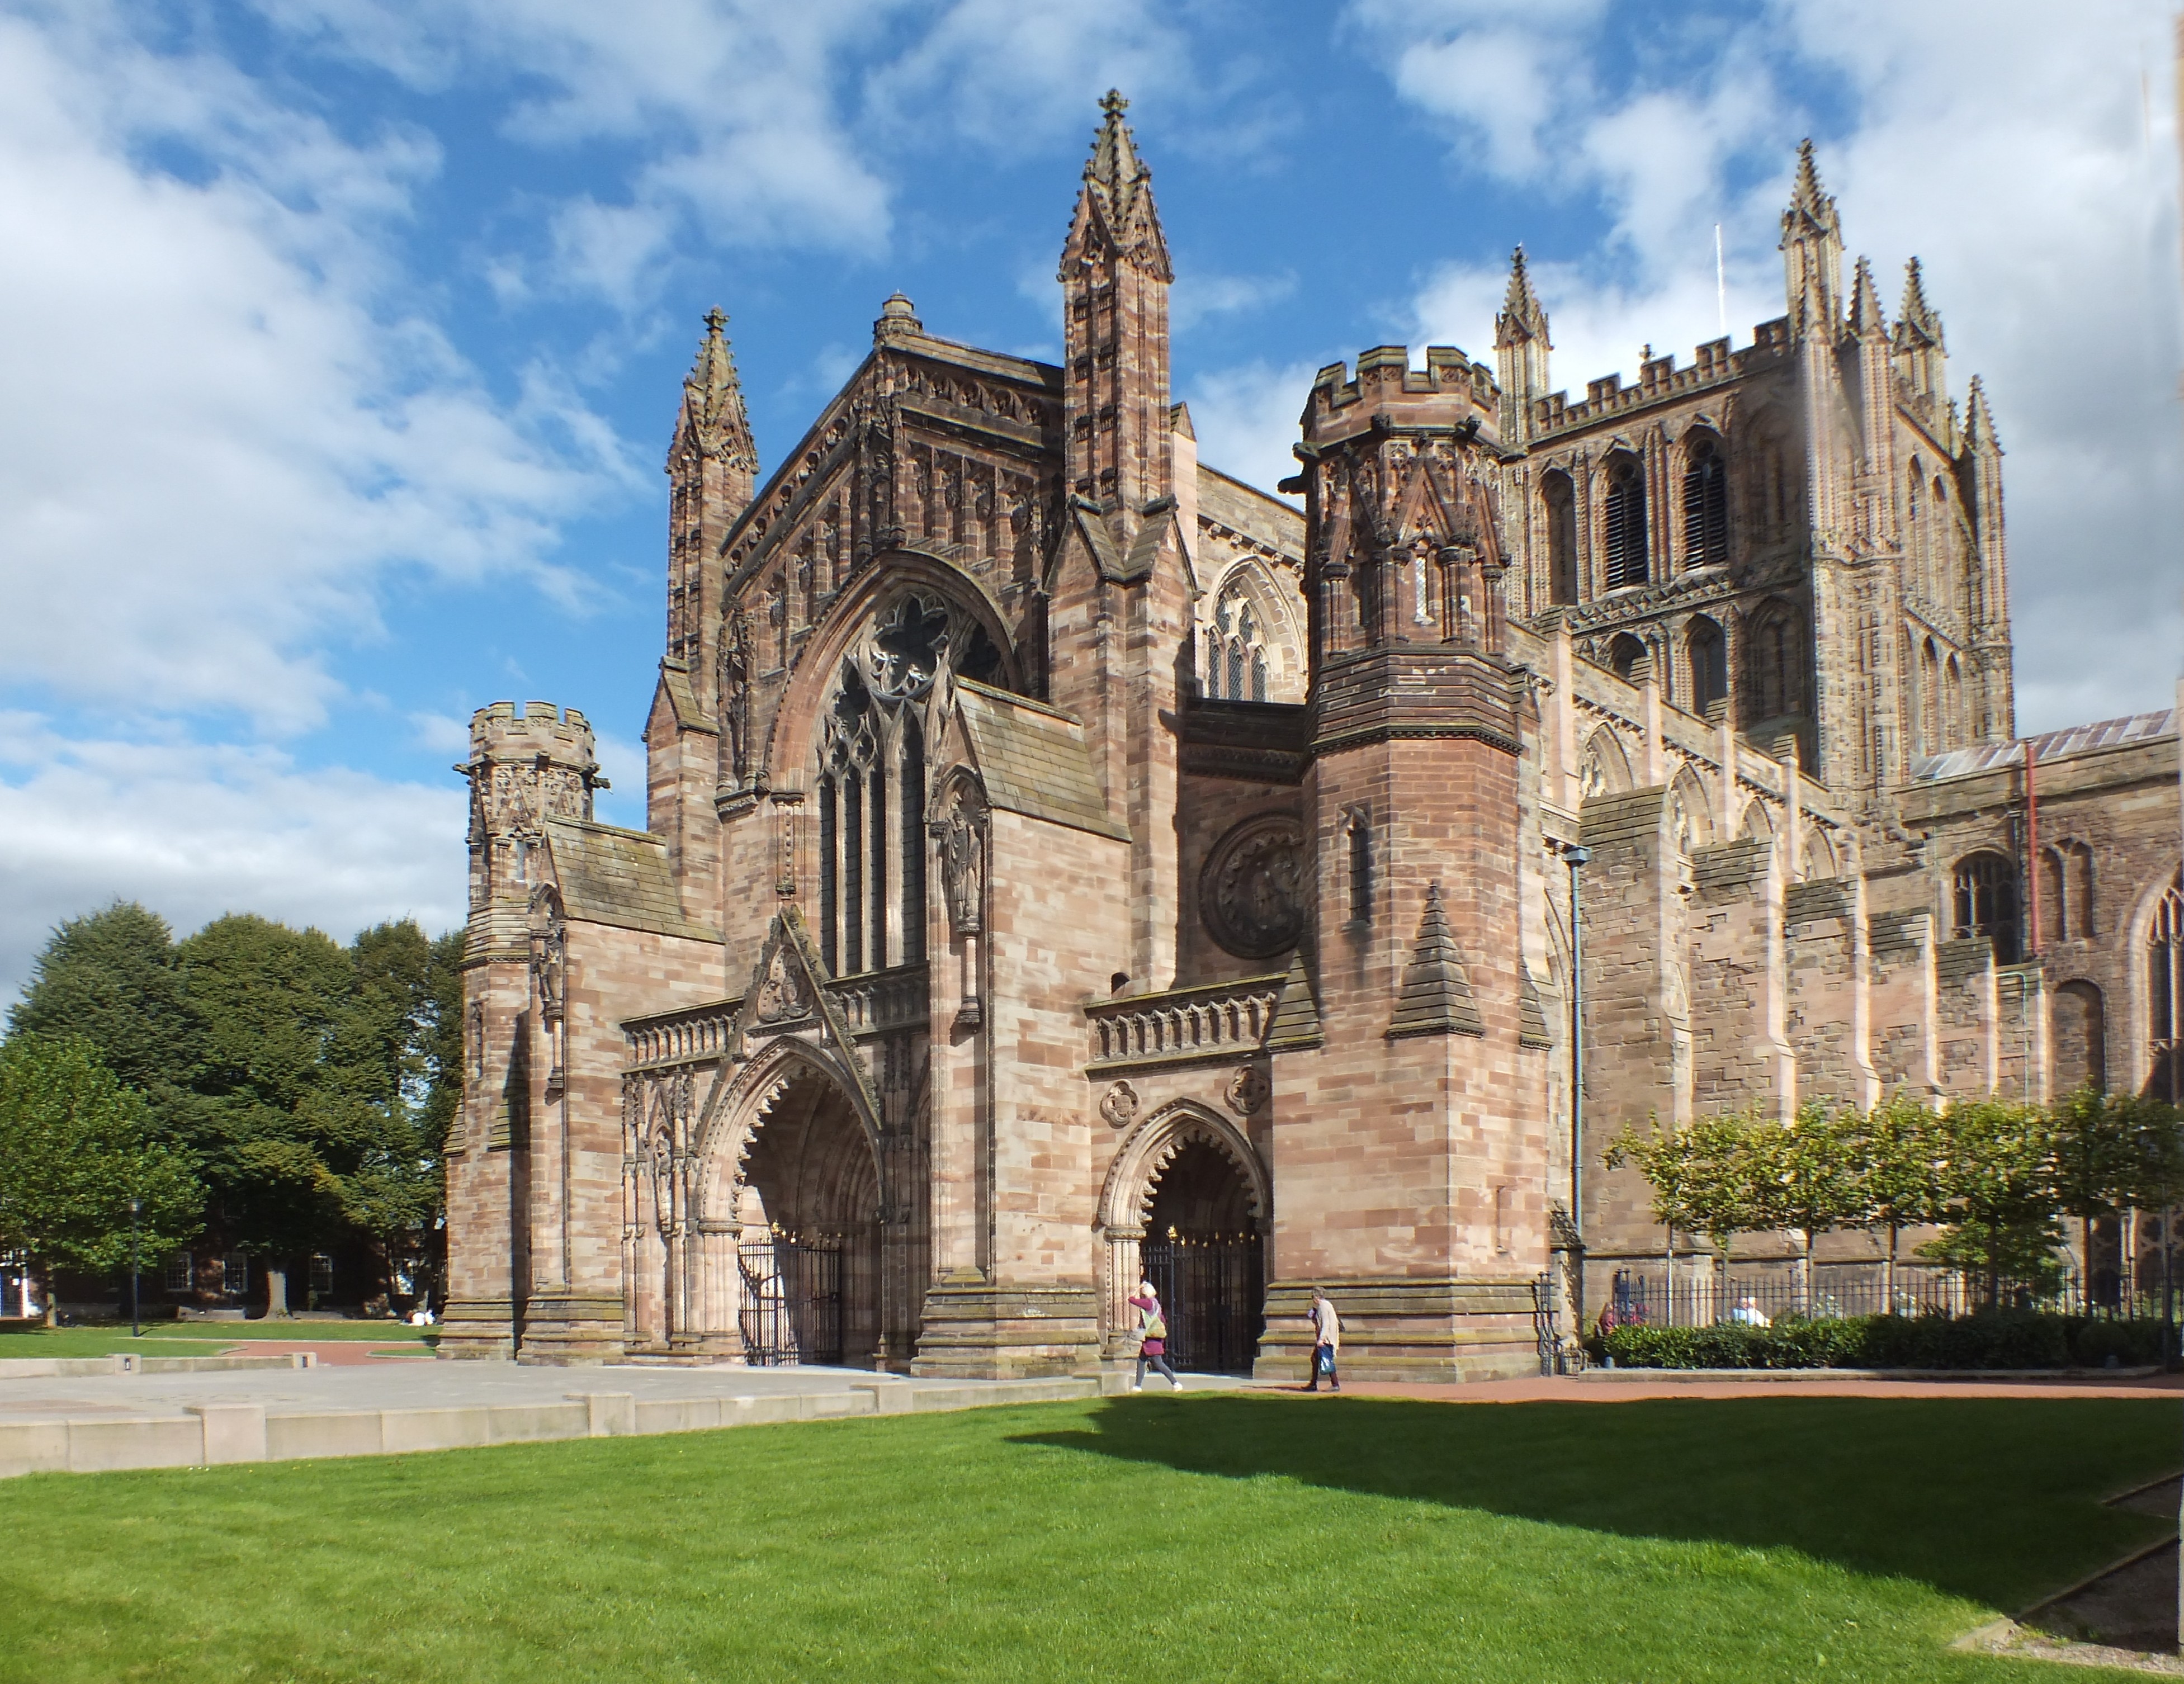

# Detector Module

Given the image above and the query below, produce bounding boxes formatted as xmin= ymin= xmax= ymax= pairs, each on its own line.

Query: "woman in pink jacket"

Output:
xmin=1128 ymin=1280 xmax=1183 ymax=1393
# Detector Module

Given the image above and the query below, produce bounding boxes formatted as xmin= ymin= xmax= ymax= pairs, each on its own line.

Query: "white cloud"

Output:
xmin=1185 ymin=360 xmax=1320 ymax=505
xmin=1170 ymin=270 xmax=1297 ymax=333
xmin=0 ymin=4 xmax=633 ymax=731
xmin=1348 ymin=0 xmax=2184 ymax=733
xmin=0 ymin=713 xmax=465 ymax=1005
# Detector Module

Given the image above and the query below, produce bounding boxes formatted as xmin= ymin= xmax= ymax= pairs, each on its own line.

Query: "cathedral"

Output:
xmin=442 ymin=95 xmax=2184 ymax=1378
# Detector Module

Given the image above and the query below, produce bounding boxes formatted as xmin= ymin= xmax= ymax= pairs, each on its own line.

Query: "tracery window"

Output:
xmin=2149 ymin=876 xmax=2183 ymax=1100
xmin=1541 ymin=470 xmax=1578 ymax=606
xmin=1680 ymin=435 xmax=1728 ymax=569
xmin=1951 ymin=851 xmax=2021 ymax=964
xmin=815 ymin=594 xmax=965 ymax=976
xmin=1603 ymin=455 xmax=1648 ymax=589
xmin=1203 ymin=589 xmax=1268 ymax=702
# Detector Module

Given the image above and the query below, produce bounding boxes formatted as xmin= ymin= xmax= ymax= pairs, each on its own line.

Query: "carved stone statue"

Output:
xmin=939 ymin=792 xmax=986 ymax=936
xmin=754 ymin=947 xmax=809 ymax=1023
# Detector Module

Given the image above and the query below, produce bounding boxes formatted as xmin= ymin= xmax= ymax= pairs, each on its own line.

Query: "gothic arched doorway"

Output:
xmin=1139 ymin=1138 xmax=1263 ymax=1375
xmin=728 ymin=1067 xmax=882 ymax=1367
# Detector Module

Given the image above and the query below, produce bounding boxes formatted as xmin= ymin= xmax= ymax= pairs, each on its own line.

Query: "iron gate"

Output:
xmin=738 ymin=1236 xmax=843 ymax=1366
xmin=1137 ymin=1235 xmax=1264 ymax=1374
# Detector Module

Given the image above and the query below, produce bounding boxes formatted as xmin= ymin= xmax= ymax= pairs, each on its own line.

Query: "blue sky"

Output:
xmin=1 ymin=0 xmax=2178 ymax=999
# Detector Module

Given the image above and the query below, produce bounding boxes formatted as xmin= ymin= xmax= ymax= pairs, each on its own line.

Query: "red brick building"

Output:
xmin=441 ymin=97 xmax=2183 ymax=1376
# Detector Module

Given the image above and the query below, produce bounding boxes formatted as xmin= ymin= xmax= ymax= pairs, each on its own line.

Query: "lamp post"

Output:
xmin=1564 ymin=843 xmax=1590 ymax=1356
xmin=127 ymin=1197 xmax=141 ymax=1338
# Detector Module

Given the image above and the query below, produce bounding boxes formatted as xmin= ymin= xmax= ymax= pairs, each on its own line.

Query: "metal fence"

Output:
xmin=1588 ymin=1259 xmax=2171 ymax=1330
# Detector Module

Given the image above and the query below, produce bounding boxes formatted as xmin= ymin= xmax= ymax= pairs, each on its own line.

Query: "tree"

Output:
xmin=7 ymin=903 xmax=202 ymax=1133
xmin=174 ymin=915 xmax=357 ymax=1315
xmin=1847 ymin=1095 xmax=1953 ymax=1312
xmin=0 ymin=1037 xmax=201 ymax=1321
xmin=1604 ymin=1111 xmax=1765 ymax=1318
xmin=1917 ymin=1099 xmax=2060 ymax=1303
xmin=1742 ymin=1101 xmax=1870 ymax=1313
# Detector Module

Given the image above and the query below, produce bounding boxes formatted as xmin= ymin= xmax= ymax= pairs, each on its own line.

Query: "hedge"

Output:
xmin=1592 ymin=1311 xmax=2171 ymax=1371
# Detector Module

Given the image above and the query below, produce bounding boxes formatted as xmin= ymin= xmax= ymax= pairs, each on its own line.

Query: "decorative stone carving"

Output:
xmin=467 ymin=1001 xmax=485 ymax=1080
xmin=1200 ymin=813 xmax=1307 ymax=959
xmin=721 ymin=607 xmax=752 ymax=781
xmin=1226 ymin=1065 xmax=1270 ymax=1118
xmin=867 ymin=594 xmax=951 ymax=699
xmin=754 ymin=948 xmax=810 ymax=1024
xmin=939 ymin=785 xmax=986 ymax=936
xmin=1099 ymin=1081 xmax=1140 ymax=1129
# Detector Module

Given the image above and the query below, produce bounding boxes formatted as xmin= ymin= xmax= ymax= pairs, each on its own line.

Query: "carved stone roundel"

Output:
xmin=1200 ymin=815 xmax=1307 ymax=961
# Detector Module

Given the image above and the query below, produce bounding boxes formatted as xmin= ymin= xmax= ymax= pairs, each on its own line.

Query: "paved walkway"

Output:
xmin=1251 ymin=1372 xmax=2184 ymax=1404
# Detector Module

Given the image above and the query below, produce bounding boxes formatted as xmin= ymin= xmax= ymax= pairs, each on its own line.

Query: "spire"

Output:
xmin=1495 ymin=245 xmax=1550 ymax=348
xmin=1779 ymin=139 xmax=1843 ymax=339
xmin=1788 ymin=138 xmax=1832 ymax=220
xmin=1060 ymin=89 xmax=1172 ymax=282
xmin=1386 ymin=882 xmax=1485 ymax=1040
xmin=1897 ymin=258 xmax=1942 ymax=346
xmin=1847 ymin=257 xmax=1885 ymax=337
xmin=1963 ymin=376 xmax=2001 ymax=455
xmin=678 ymin=307 xmax=755 ymax=472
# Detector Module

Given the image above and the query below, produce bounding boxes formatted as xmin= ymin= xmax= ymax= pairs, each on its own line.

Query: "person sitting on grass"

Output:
xmin=1128 ymin=1281 xmax=1183 ymax=1393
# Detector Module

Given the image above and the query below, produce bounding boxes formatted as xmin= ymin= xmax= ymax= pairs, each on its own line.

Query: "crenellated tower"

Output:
xmin=443 ymin=700 xmax=601 ymax=1359
xmin=1266 ymin=343 xmax=1549 ymax=1378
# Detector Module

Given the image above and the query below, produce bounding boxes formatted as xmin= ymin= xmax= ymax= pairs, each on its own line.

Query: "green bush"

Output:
xmin=1593 ymin=1311 xmax=2165 ymax=1371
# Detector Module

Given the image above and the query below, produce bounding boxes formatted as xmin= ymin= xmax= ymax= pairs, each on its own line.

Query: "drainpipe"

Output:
xmin=2024 ymin=737 xmax=2041 ymax=959
xmin=1565 ymin=844 xmax=1590 ymax=1352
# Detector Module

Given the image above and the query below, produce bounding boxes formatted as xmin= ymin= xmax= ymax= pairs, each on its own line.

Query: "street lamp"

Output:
xmin=127 ymin=1198 xmax=141 ymax=1338
xmin=1563 ymin=843 xmax=1590 ymax=1358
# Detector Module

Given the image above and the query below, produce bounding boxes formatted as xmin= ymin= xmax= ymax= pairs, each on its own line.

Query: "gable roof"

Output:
xmin=543 ymin=820 xmax=723 ymax=942
xmin=953 ymin=680 xmax=1130 ymax=841
xmin=1910 ymin=709 xmax=2177 ymax=783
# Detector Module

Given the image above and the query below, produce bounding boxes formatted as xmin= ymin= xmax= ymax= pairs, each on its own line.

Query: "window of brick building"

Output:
xmin=165 ymin=1254 xmax=192 ymax=1293
xmin=1680 ymin=434 xmax=1728 ymax=569
xmin=1951 ymin=852 xmax=2021 ymax=963
xmin=1542 ymin=470 xmax=1578 ymax=605
xmin=1603 ymin=455 xmax=1648 ymax=589
xmin=2149 ymin=876 xmax=2183 ymax=1101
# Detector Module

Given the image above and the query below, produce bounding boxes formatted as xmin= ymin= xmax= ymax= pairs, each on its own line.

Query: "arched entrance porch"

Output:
xmin=1098 ymin=1101 xmax=1268 ymax=1375
xmin=730 ymin=1067 xmax=882 ymax=1366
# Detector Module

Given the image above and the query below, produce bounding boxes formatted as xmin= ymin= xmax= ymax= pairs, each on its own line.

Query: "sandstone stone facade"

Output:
xmin=441 ymin=96 xmax=2183 ymax=1376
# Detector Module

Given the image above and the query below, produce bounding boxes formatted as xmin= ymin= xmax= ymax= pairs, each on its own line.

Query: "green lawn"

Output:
xmin=0 ymin=1393 xmax=2170 ymax=1682
xmin=0 ymin=1322 xmax=432 ymax=1359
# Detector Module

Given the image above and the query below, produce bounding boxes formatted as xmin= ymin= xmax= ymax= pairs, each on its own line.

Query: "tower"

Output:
xmin=442 ymin=701 xmax=601 ymax=1359
xmin=1057 ymin=89 xmax=1174 ymax=519
xmin=1494 ymin=247 xmax=1551 ymax=447
xmin=1046 ymin=92 xmax=1190 ymax=987
xmin=1265 ymin=343 xmax=1549 ymax=1379
xmin=664 ymin=308 xmax=757 ymax=715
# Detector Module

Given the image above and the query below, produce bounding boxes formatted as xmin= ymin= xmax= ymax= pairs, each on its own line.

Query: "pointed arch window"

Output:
xmin=1686 ymin=616 xmax=1727 ymax=717
xmin=2149 ymin=876 xmax=2183 ymax=1100
xmin=1952 ymin=851 xmax=2020 ymax=964
xmin=816 ymin=595 xmax=960 ymax=977
xmin=1204 ymin=588 xmax=1270 ymax=702
xmin=1541 ymin=470 xmax=1578 ymax=605
xmin=1680 ymin=434 xmax=1728 ymax=569
xmin=1604 ymin=455 xmax=1648 ymax=589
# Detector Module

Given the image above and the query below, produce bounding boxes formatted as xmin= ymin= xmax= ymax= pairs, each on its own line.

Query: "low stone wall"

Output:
xmin=0 ymin=1352 xmax=316 ymax=1379
xmin=0 ymin=1374 xmax=1114 ymax=1480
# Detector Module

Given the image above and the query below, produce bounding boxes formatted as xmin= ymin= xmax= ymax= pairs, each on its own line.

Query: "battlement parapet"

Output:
xmin=1529 ymin=317 xmax=1793 ymax=439
xmin=469 ymin=699 xmax=597 ymax=760
xmin=1306 ymin=346 xmax=1498 ymax=439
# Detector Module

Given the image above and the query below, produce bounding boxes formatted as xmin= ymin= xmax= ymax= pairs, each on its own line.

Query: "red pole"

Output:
xmin=2025 ymin=738 xmax=2041 ymax=957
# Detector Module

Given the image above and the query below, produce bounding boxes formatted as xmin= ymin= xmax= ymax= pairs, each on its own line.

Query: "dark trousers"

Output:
xmin=1306 ymin=1342 xmax=1339 ymax=1390
xmin=1135 ymin=1349 xmax=1180 ymax=1387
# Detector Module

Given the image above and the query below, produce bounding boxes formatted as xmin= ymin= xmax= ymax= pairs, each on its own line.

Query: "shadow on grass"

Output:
xmin=1013 ymin=1392 xmax=2176 ymax=1613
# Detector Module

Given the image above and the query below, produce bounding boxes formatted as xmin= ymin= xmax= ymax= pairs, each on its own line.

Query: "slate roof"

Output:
xmin=953 ymin=680 xmax=1131 ymax=841
xmin=1910 ymin=709 xmax=2177 ymax=782
xmin=543 ymin=820 xmax=724 ymax=942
